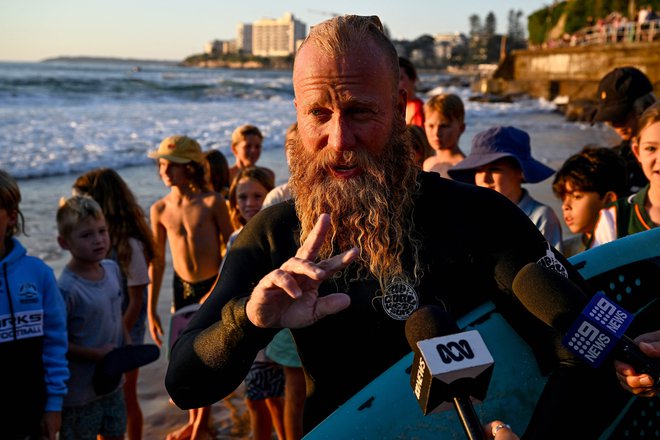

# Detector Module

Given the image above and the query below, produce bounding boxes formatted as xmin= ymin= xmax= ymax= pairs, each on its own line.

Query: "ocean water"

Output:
xmin=0 ymin=60 xmax=621 ymax=272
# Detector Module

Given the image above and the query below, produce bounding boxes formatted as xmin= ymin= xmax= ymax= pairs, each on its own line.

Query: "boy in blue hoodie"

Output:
xmin=0 ymin=169 xmax=69 ymax=439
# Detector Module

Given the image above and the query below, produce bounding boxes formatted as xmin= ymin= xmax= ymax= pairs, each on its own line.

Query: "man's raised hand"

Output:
xmin=246 ymin=213 xmax=359 ymax=328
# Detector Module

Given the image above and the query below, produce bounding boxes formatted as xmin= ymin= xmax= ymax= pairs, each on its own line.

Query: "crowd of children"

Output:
xmin=1 ymin=62 xmax=656 ymax=439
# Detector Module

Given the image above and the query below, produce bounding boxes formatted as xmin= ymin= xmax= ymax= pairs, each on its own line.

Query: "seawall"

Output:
xmin=481 ymin=41 xmax=660 ymax=104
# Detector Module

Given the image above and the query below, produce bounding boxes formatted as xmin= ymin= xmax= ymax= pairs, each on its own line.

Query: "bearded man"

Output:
xmin=166 ymin=15 xmax=632 ymax=437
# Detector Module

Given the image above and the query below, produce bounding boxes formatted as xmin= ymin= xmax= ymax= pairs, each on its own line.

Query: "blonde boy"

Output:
xmin=422 ymin=93 xmax=467 ymax=178
xmin=57 ymin=196 xmax=126 ymax=440
xmin=229 ymin=124 xmax=276 ymax=183
xmin=147 ymin=134 xmax=233 ymax=440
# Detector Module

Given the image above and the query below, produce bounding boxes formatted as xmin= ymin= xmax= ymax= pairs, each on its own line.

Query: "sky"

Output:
xmin=0 ymin=0 xmax=553 ymax=62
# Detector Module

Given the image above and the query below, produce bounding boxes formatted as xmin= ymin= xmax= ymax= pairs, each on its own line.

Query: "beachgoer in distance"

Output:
xmin=147 ymin=135 xmax=234 ymax=440
xmin=398 ymin=57 xmax=425 ymax=127
xmin=56 ymin=195 xmax=127 ymax=440
xmin=448 ymin=125 xmax=564 ymax=252
xmin=204 ymin=149 xmax=231 ymax=199
xmin=406 ymin=124 xmax=434 ymax=168
xmin=422 ymin=93 xmax=466 ymax=178
xmin=591 ymin=66 xmax=656 ymax=194
xmin=165 ymin=15 xmax=630 ymax=438
xmin=225 ymin=166 xmax=284 ymax=440
xmin=72 ymin=168 xmax=157 ymax=440
xmin=229 ymin=124 xmax=276 ymax=184
xmin=0 ymin=169 xmax=69 ymax=440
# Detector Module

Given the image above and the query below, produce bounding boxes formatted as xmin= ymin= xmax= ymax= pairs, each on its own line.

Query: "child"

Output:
xmin=552 ymin=147 xmax=628 ymax=257
xmin=147 ymin=134 xmax=233 ymax=440
xmin=422 ymin=93 xmax=467 ymax=178
xmin=72 ymin=168 xmax=156 ymax=440
xmin=591 ymin=66 xmax=656 ymax=194
xmin=229 ymin=124 xmax=276 ymax=184
xmin=592 ymin=101 xmax=660 ymax=246
xmin=204 ymin=149 xmax=231 ymax=198
xmin=225 ymin=166 xmax=284 ymax=440
xmin=406 ymin=124 xmax=434 ymax=168
xmin=448 ymin=125 xmax=564 ymax=252
xmin=398 ymin=57 xmax=425 ymax=127
xmin=0 ymin=169 xmax=68 ymax=440
xmin=56 ymin=195 xmax=126 ymax=440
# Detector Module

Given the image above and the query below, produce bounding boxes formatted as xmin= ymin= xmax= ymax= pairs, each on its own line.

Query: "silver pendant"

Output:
xmin=380 ymin=277 xmax=419 ymax=320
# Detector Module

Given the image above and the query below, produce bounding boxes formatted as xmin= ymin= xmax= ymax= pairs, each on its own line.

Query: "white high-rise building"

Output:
xmin=237 ymin=23 xmax=253 ymax=54
xmin=238 ymin=12 xmax=306 ymax=57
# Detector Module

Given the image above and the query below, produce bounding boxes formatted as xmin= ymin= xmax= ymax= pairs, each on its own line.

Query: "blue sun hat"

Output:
xmin=447 ymin=126 xmax=555 ymax=184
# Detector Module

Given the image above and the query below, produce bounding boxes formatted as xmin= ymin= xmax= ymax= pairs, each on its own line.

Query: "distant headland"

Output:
xmin=41 ymin=56 xmax=180 ymax=66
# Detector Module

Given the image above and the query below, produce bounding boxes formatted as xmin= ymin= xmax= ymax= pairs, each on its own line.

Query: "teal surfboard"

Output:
xmin=305 ymin=228 xmax=660 ymax=439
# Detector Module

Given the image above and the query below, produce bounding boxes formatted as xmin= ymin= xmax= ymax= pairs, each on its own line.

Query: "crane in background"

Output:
xmin=306 ymin=9 xmax=340 ymax=18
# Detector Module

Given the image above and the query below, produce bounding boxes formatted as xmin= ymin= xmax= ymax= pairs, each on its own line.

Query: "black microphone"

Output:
xmin=406 ymin=305 xmax=494 ymax=440
xmin=512 ymin=262 xmax=660 ymax=384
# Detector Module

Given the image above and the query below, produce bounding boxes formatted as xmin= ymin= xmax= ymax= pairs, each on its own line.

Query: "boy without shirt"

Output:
xmin=147 ymin=134 xmax=233 ymax=440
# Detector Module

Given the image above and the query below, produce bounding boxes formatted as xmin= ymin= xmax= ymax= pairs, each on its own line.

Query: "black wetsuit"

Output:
xmin=166 ymin=171 xmax=631 ymax=438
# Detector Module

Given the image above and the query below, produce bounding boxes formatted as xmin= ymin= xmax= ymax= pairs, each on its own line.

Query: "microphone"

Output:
xmin=512 ymin=263 xmax=660 ymax=383
xmin=406 ymin=305 xmax=494 ymax=440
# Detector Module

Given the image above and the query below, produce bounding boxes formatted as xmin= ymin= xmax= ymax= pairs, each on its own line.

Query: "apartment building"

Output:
xmin=237 ymin=12 xmax=306 ymax=56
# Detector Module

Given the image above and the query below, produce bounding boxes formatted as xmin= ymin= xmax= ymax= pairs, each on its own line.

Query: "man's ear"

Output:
xmin=57 ymin=235 xmax=70 ymax=251
xmin=603 ymin=190 xmax=618 ymax=205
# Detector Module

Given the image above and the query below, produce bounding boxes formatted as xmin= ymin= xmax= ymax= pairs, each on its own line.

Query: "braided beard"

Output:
xmin=288 ymin=122 xmax=421 ymax=290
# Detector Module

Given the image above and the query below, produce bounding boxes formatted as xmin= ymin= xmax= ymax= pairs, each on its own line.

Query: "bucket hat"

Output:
xmin=447 ymin=126 xmax=555 ymax=184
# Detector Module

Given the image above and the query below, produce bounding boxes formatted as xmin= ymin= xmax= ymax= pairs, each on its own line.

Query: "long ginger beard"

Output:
xmin=288 ymin=122 xmax=422 ymax=291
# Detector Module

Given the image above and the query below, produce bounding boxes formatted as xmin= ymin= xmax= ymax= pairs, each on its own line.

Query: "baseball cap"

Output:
xmin=592 ymin=67 xmax=654 ymax=124
xmin=447 ymin=126 xmax=555 ymax=184
xmin=148 ymin=135 xmax=204 ymax=164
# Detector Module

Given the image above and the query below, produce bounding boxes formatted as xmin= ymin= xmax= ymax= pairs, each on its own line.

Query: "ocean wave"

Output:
xmin=0 ymin=62 xmax=295 ymax=104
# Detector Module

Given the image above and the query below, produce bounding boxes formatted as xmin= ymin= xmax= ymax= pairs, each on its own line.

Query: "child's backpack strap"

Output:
xmin=615 ymin=195 xmax=634 ymax=238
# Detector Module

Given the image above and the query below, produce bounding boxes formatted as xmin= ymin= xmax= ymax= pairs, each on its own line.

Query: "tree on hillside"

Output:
xmin=468 ymin=11 xmax=503 ymax=64
xmin=469 ymin=14 xmax=482 ymax=37
xmin=484 ymin=12 xmax=497 ymax=37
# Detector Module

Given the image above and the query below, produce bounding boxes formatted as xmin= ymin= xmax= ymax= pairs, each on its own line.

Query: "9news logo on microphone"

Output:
xmin=411 ymin=330 xmax=494 ymax=415
xmin=563 ymin=291 xmax=634 ymax=367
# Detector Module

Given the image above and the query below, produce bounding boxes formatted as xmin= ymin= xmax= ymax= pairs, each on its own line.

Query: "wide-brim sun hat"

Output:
xmin=447 ymin=126 xmax=555 ymax=184
xmin=148 ymin=135 xmax=204 ymax=164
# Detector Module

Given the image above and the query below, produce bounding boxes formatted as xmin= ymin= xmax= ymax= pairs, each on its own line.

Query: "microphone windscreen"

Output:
xmin=405 ymin=305 xmax=460 ymax=351
xmin=512 ymin=263 xmax=590 ymax=334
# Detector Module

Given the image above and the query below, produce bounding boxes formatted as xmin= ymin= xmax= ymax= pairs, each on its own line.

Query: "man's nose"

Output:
xmin=328 ymin=116 xmax=356 ymax=152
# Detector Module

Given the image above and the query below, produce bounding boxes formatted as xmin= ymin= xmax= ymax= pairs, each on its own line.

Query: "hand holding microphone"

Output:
xmin=614 ymin=329 xmax=660 ymax=397
xmin=512 ymin=263 xmax=660 ymax=394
